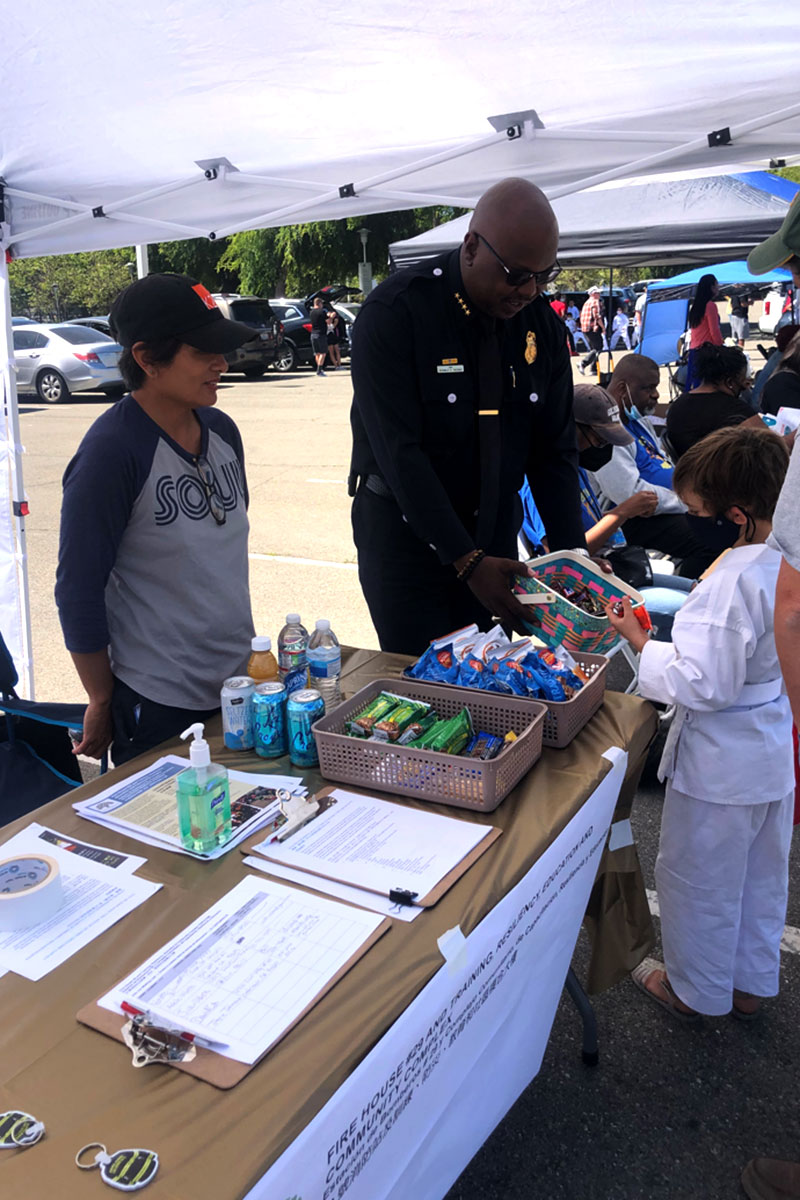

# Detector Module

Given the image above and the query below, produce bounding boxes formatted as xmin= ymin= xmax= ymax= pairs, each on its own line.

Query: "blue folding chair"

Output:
xmin=0 ymin=631 xmax=106 ymax=824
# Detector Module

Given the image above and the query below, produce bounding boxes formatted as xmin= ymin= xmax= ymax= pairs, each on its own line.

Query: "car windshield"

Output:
xmin=230 ymin=301 xmax=273 ymax=326
xmin=51 ymin=325 xmax=114 ymax=344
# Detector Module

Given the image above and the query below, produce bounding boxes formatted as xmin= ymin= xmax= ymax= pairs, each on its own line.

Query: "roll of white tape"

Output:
xmin=0 ymin=854 xmax=63 ymax=931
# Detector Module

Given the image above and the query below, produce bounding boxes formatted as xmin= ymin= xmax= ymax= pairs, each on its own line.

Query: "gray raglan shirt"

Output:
xmin=56 ymin=395 xmax=255 ymax=708
xmin=772 ymin=440 xmax=800 ymax=572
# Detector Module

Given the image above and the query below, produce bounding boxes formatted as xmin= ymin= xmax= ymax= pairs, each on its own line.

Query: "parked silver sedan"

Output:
xmin=13 ymin=323 xmax=124 ymax=403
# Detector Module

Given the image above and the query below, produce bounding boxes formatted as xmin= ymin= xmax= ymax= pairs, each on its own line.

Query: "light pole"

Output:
xmin=126 ymin=261 xmax=136 ymax=283
xmin=357 ymin=228 xmax=373 ymax=293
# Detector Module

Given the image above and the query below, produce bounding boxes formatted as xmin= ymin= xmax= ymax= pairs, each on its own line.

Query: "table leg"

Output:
xmin=564 ymin=967 xmax=599 ymax=1066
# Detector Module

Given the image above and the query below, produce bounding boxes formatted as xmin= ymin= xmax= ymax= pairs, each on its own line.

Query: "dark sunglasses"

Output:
xmin=475 ymin=233 xmax=561 ymax=289
xmin=195 ymin=455 xmax=226 ymax=526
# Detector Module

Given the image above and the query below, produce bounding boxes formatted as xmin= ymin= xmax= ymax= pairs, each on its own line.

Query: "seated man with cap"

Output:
xmin=56 ymin=273 xmax=257 ymax=765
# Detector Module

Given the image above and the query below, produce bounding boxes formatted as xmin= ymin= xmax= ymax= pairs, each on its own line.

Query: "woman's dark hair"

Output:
xmin=693 ymin=342 xmax=747 ymax=388
xmin=688 ymin=274 xmax=718 ymax=328
xmin=673 ymin=425 xmax=789 ymax=521
xmin=119 ymin=339 xmax=182 ymax=390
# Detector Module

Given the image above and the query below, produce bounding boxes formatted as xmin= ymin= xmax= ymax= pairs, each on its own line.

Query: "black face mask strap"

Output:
xmin=741 ymin=508 xmax=757 ymax=543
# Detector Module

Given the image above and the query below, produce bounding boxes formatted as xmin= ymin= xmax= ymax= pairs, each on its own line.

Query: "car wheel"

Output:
xmin=242 ymin=367 xmax=266 ymax=379
xmin=36 ymin=369 xmax=69 ymax=403
xmin=273 ymin=343 xmax=296 ymax=372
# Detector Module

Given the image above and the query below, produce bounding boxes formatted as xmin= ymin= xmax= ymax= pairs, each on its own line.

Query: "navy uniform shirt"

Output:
xmin=350 ymin=249 xmax=585 ymax=565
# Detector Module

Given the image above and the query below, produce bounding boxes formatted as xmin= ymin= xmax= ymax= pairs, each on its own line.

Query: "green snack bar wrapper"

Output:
xmin=415 ymin=707 xmax=474 ymax=755
xmin=348 ymin=691 xmax=402 ymax=737
xmin=398 ymin=711 xmax=439 ymax=745
xmin=372 ymin=698 xmax=432 ymax=742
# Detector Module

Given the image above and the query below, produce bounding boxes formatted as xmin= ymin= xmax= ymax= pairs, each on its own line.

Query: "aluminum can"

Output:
xmin=221 ymin=676 xmax=255 ymax=750
xmin=287 ymin=688 xmax=324 ymax=768
xmin=253 ymin=681 xmax=287 ymax=758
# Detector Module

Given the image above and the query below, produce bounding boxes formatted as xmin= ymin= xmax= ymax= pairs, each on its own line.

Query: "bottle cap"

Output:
xmin=251 ymin=635 xmax=272 ymax=652
xmin=286 ymin=613 xmax=300 ymax=625
xmin=180 ymin=723 xmax=210 ymax=768
xmin=315 ymin=619 xmax=330 ymax=632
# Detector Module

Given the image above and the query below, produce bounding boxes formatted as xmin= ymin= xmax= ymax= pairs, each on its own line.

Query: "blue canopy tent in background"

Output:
xmin=639 ymin=258 xmax=793 ymax=366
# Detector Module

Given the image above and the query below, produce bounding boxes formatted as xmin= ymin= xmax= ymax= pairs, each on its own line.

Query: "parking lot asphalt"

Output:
xmin=17 ymin=350 xmax=799 ymax=1200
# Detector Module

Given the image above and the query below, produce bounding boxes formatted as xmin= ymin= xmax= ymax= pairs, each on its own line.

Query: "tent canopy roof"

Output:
xmin=389 ymin=171 xmax=800 ymax=269
xmin=3 ymin=3 xmax=800 ymax=259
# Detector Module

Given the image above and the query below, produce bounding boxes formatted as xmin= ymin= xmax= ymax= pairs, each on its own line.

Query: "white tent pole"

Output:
xmin=135 ymin=244 xmax=149 ymax=278
xmin=214 ymin=129 xmax=505 ymax=237
xmin=97 ymin=211 xmax=208 ymax=239
xmin=0 ymin=249 xmax=34 ymax=697
xmin=5 ymin=186 xmax=90 ymax=213
xmin=546 ymin=100 xmax=800 ymax=201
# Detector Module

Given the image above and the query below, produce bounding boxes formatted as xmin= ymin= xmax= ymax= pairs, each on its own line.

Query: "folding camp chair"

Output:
xmin=0 ymin=630 xmax=106 ymax=824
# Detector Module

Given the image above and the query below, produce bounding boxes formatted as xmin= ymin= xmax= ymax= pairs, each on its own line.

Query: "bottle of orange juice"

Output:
xmin=247 ymin=635 xmax=278 ymax=683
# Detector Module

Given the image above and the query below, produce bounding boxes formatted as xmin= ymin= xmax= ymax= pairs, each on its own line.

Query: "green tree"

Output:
xmin=9 ymin=248 xmax=137 ymax=319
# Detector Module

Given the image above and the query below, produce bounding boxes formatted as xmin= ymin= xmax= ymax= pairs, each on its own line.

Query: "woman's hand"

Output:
xmin=605 ymin=596 xmax=650 ymax=653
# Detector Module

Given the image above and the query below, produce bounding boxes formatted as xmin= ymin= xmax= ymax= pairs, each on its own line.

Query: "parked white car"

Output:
xmin=759 ymin=284 xmax=792 ymax=334
xmin=13 ymin=323 xmax=124 ymax=403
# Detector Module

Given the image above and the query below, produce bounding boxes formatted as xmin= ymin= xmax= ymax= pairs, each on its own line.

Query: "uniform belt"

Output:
xmin=364 ymin=473 xmax=394 ymax=500
xmin=724 ymin=679 xmax=783 ymax=710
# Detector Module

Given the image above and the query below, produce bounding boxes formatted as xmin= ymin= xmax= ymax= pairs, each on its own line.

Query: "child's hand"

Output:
xmin=605 ymin=597 xmax=650 ymax=652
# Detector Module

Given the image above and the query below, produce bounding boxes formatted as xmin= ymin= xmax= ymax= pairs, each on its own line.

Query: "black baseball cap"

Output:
xmin=110 ymin=273 xmax=254 ymax=353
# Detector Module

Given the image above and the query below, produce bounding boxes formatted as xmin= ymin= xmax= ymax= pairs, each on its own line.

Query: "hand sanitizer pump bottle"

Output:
xmin=176 ymin=723 xmax=232 ymax=853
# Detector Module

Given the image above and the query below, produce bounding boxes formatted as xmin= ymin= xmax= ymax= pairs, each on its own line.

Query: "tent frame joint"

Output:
xmin=707 ymin=126 xmax=731 ymax=147
xmin=92 ymin=205 xmax=106 ymax=219
xmin=339 ymin=183 xmax=356 ymax=199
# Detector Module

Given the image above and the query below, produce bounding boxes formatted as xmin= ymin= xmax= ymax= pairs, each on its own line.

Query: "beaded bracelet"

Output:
xmin=457 ymin=548 xmax=485 ymax=583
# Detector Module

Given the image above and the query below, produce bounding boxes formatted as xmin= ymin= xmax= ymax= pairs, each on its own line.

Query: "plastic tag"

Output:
xmin=0 ymin=1111 xmax=45 ymax=1148
xmin=76 ymin=1143 xmax=159 ymax=1191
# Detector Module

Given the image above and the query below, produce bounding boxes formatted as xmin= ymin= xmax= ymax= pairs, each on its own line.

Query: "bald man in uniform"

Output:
xmin=348 ymin=178 xmax=587 ymax=655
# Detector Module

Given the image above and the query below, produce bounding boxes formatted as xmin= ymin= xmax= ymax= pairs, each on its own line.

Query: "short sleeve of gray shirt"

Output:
xmin=772 ymin=441 xmax=800 ymax=571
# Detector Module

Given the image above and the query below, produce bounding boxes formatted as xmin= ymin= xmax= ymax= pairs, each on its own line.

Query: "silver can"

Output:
xmin=221 ymin=676 xmax=255 ymax=751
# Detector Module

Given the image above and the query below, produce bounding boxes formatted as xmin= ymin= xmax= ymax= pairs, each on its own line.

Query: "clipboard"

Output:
xmin=241 ymin=786 xmax=502 ymax=908
xmin=77 ymin=911 xmax=390 ymax=1090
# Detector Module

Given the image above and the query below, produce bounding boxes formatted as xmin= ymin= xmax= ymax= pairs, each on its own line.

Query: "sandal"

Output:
xmin=732 ymin=990 xmax=762 ymax=1022
xmin=631 ymin=957 xmax=701 ymax=1024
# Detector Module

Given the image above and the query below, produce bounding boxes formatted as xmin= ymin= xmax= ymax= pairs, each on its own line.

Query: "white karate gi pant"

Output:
xmin=656 ymin=783 xmax=794 ymax=1015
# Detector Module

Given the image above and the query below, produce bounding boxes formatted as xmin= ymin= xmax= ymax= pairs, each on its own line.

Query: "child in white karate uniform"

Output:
xmin=607 ymin=426 xmax=794 ymax=1021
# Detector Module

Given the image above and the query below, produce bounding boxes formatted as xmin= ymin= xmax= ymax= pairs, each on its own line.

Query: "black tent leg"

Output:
xmin=564 ymin=966 xmax=599 ymax=1066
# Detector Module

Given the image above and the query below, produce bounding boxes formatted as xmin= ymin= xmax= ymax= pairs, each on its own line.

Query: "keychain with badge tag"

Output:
xmin=0 ymin=1110 xmax=45 ymax=1149
xmin=76 ymin=1142 xmax=159 ymax=1191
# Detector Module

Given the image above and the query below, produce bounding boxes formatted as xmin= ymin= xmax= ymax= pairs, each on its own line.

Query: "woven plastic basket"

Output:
xmin=406 ymin=651 xmax=607 ymax=749
xmin=312 ymin=678 xmax=546 ymax=813
xmin=514 ymin=551 xmax=645 ymax=655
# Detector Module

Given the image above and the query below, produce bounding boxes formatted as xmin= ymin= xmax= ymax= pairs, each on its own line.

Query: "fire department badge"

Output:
xmin=524 ymin=331 xmax=537 ymax=364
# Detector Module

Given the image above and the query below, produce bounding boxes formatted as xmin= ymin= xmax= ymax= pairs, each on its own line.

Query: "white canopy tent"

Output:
xmin=3 ymin=2 xmax=800 ymax=693
xmin=388 ymin=171 xmax=800 ymax=269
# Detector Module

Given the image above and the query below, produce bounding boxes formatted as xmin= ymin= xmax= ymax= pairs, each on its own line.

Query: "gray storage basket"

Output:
xmin=312 ymin=678 xmax=546 ymax=813
xmin=402 ymin=652 xmax=607 ymax=749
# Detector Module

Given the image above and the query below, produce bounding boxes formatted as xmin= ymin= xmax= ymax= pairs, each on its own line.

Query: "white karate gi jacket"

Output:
xmin=637 ymin=543 xmax=793 ymax=805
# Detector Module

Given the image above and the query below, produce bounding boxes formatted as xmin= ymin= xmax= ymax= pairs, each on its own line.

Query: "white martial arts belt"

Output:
xmin=658 ymin=678 xmax=784 ymax=783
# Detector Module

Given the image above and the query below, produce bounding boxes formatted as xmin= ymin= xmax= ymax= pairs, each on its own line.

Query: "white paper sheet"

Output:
xmin=242 ymin=856 xmax=423 ymax=922
xmin=99 ymin=874 xmax=385 ymax=1063
xmin=73 ymin=755 xmax=306 ymax=859
xmin=250 ymin=787 xmax=495 ymax=903
xmin=0 ymin=826 xmax=161 ymax=981
xmin=0 ymin=822 xmax=147 ymax=873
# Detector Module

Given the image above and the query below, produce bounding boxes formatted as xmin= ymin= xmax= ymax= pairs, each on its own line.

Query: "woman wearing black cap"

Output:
xmin=56 ymin=273 xmax=257 ymax=764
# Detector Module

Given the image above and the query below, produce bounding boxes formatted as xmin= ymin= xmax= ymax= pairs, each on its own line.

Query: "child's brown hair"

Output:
xmin=673 ymin=425 xmax=789 ymax=521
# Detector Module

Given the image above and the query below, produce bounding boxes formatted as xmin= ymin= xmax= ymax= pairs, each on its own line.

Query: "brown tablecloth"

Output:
xmin=0 ymin=648 xmax=656 ymax=1200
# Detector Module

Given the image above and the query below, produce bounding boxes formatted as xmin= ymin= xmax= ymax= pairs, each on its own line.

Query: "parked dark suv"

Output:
xmin=269 ymin=285 xmax=359 ymax=372
xmin=211 ymin=294 xmax=282 ymax=378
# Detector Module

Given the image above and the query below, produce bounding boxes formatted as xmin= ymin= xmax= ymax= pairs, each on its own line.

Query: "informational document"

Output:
xmin=5 ymin=822 xmax=148 ymax=873
xmin=0 ymin=825 xmax=161 ymax=981
xmin=242 ymin=856 xmax=424 ymax=923
xmin=249 ymin=788 xmax=497 ymax=903
xmin=73 ymin=756 xmax=306 ymax=859
xmin=99 ymin=874 xmax=386 ymax=1064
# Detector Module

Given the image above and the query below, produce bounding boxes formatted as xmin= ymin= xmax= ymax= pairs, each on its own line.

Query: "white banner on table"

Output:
xmin=251 ymin=748 xmax=627 ymax=1200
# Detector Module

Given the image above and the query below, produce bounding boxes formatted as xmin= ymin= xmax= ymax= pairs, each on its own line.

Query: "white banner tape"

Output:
xmin=0 ymin=854 xmax=63 ymax=930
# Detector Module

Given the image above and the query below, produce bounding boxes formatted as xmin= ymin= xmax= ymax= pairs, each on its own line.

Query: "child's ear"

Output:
xmin=724 ymin=505 xmax=748 ymax=527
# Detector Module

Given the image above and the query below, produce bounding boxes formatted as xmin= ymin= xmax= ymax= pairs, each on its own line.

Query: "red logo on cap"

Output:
xmin=192 ymin=283 xmax=218 ymax=310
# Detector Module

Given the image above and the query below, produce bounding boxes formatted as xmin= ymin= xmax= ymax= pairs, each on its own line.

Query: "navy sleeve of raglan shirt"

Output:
xmin=55 ymin=397 xmax=248 ymax=655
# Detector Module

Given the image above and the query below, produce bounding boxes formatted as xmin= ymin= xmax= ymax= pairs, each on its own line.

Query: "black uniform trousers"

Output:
xmin=353 ymin=486 xmax=517 ymax=657
xmin=111 ymin=676 xmax=219 ymax=767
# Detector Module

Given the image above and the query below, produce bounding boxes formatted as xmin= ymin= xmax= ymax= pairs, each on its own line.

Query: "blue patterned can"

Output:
xmin=221 ymin=676 xmax=255 ymax=750
xmin=253 ymin=681 xmax=287 ymax=758
xmin=287 ymin=688 xmax=324 ymax=768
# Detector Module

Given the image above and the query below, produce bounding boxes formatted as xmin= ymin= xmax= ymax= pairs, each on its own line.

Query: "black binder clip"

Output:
xmin=388 ymin=888 xmax=419 ymax=907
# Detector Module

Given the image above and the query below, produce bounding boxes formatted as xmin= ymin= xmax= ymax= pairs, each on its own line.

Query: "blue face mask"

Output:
xmin=628 ymin=403 xmax=643 ymax=422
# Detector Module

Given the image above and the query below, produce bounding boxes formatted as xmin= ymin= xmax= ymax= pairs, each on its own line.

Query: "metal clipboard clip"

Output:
xmin=120 ymin=1004 xmax=198 ymax=1069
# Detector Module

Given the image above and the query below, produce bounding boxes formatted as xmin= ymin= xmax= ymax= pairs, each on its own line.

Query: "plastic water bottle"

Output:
xmin=278 ymin=613 xmax=309 ymax=696
xmin=307 ymin=619 xmax=341 ymax=713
